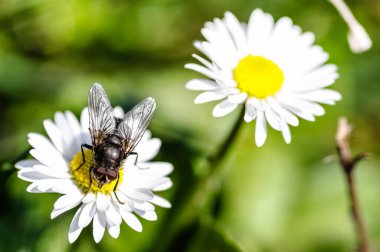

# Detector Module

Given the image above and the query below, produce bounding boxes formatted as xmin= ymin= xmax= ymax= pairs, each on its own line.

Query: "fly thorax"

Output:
xmin=106 ymin=135 xmax=122 ymax=145
xmin=95 ymin=143 xmax=122 ymax=168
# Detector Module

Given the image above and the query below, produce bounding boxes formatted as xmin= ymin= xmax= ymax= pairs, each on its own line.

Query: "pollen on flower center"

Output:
xmin=233 ymin=55 xmax=284 ymax=98
xmin=69 ymin=149 xmax=123 ymax=194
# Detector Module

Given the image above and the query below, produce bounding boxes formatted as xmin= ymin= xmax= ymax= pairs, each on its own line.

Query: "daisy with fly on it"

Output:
xmin=16 ymin=83 xmax=173 ymax=243
xmin=186 ymin=9 xmax=341 ymax=146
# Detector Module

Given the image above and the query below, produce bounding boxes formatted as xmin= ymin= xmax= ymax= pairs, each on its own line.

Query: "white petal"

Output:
xmin=152 ymin=179 xmax=173 ymax=192
xmin=93 ymin=211 xmax=106 ymax=243
xmin=28 ymin=179 xmax=75 ymax=193
xmin=264 ymin=107 xmax=282 ymax=131
xmin=192 ymin=53 xmax=215 ymax=70
xmin=105 ymin=203 xmax=122 ymax=226
xmin=224 ymin=12 xmax=247 ymax=52
xmin=277 ymin=94 xmax=317 ymax=121
xmin=37 ymin=179 xmax=63 ymax=192
xmin=68 ymin=205 xmax=84 ymax=243
xmin=212 ymin=100 xmax=238 ymax=117
xmin=276 ymin=93 xmax=314 ymax=108
xmin=247 ymin=97 xmax=265 ymax=111
xmin=28 ymin=133 xmax=54 ymax=151
xmin=112 ymin=192 xmax=131 ymax=208
xmin=140 ymin=130 xmax=152 ymax=142
xmin=312 ymin=103 xmax=325 ymax=116
xmin=54 ymin=112 xmax=78 ymax=158
xmin=33 ymin=165 xmax=71 ymax=179
xmin=255 ymin=110 xmax=267 ymax=147
xmin=194 ymin=91 xmax=228 ymax=104
xmin=244 ymin=101 xmax=257 ymax=123
xmin=298 ymin=46 xmax=329 ymax=75
xmin=266 ymin=97 xmax=299 ymax=126
xmin=137 ymin=162 xmax=174 ymax=178
xmin=228 ymin=93 xmax=247 ymax=104
xmin=108 ymin=224 xmax=120 ymax=239
xmin=80 ymin=108 xmax=92 ymax=144
xmin=54 ymin=192 xmax=84 ymax=210
xmin=185 ymin=63 xmax=221 ymax=81
xmin=80 ymin=107 xmax=89 ymax=131
xmin=26 ymin=182 xmax=42 ymax=193
xmin=18 ymin=168 xmax=50 ymax=182
xmin=28 ymin=133 xmax=68 ymax=171
xmin=283 ymin=104 xmax=316 ymax=122
xmin=52 ymin=180 xmax=81 ymax=195
xmin=144 ymin=177 xmax=172 ymax=191
xmin=113 ymin=193 xmax=134 ymax=212
xmin=15 ymin=159 xmax=40 ymax=170
xmin=120 ymin=210 xmax=142 ymax=232
xmin=281 ymin=122 xmax=292 ymax=144
xmin=295 ymin=89 xmax=342 ymax=104
xmin=29 ymin=149 xmax=67 ymax=172
xmin=133 ymin=202 xmax=155 ymax=212
xmin=185 ymin=79 xmax=220 ymax=91
xmin=96 ymin=193 xmax=110 ymax=212
xmin=247 ymin=9 xmax=274 ymax=55
xmin=134 ymin=138 xmax=161 ymax=162
xmin=126 ymin=188 xmax=154 ymax=202
xmin=265 ymin=17 xmax=295 ymax=59
xmin=134 ymin=209 xmax=157 ymax=221
xmin=199 ymin=19 xmax=240 ymax=70
xmin=43 ymin=119 xmax=64 ymax=154
xmin=27 ymin=178 xmax=75 ymax=193
xmin=82 ymin=192 xmax=96 ymax=204
xmin=150 ymin=195 xmax=171 ymax=208
xmin=288 ymin=64 xmax=339 ymax=92
xmin=51 ymin=197 xmax=82 ymax=219
xmin=78 ymin=201 xmax=96 ymax=228
xmin=65 ymin=111 xmax=83 ymax=150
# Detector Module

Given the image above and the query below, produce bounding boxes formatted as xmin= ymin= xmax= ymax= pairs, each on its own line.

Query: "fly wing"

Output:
xmin=88 ymin=83 xmax=116 ymax=146
xmin=118 ymin=97 xmax=156 ymax=155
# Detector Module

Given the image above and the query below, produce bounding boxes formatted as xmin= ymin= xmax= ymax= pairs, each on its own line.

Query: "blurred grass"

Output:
xmin=1 ymin=0 xmax=380 ymax=251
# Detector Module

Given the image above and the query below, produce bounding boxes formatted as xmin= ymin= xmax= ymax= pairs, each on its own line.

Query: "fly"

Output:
xmin=77 ymin=83 xmax=156 ymax=202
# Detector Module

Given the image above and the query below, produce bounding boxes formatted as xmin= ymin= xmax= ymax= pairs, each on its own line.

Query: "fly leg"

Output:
xmin=76 ymin=143 xmax=93 ymax=170
xmin=129 ymin=152 xmax=148 ymax=169
xmin=83 ymin=166 xmax=94 ymax=195
xmin=113 ymin=173 xmax=124 ymax=204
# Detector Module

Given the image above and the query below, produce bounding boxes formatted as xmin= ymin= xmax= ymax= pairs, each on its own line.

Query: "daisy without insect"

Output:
xmin=16 ymin=83 xmax=173 ymax=243
xmin=186 ymin=9 xmax=341 ymax=146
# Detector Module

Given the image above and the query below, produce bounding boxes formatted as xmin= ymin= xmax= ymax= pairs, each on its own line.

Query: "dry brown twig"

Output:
xmin=335 ymin=117 xmax=370 ymax=252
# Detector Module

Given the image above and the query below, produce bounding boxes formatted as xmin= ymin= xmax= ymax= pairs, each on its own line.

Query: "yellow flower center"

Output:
xmin=69 ymin=149 xmax=123 ymax=194
xmin=233 ymin=55 xmax=284 ymax=98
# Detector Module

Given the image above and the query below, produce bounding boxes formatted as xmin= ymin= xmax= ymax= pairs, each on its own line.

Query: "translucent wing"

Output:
xmin=118 ymin=97 xmax=156 ymax=155
xmin=88 ymin=83 xmax=116 ymax=146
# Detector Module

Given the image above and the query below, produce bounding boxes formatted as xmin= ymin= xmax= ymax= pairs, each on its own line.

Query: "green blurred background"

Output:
xmin=1 ymin=0 xmax=380 ymax=251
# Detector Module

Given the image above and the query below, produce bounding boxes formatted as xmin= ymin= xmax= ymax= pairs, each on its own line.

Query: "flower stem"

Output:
xmin=346 ymin=168 xmax=369 ymax=252
xmin=335 ymin=117 xmax=370 ymax=252
xmin=208 ymin=107 xmax=245 ymax=172
xmin=155 ymin=108 xmax=246 ymax=251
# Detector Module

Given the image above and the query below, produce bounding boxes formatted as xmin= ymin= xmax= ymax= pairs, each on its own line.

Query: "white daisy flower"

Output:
xmin=15 ymin=107 xmax=173 ymax=243
xmin=185 ymin=9 xmax=341 ymax=146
